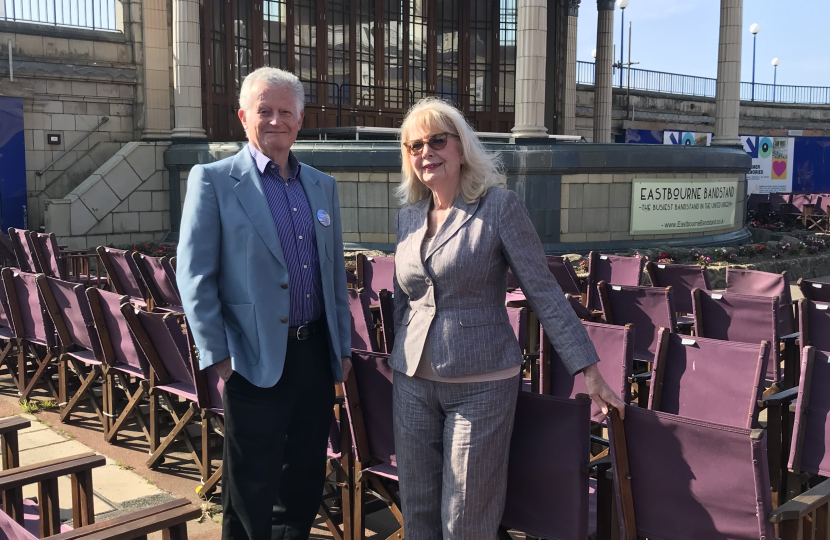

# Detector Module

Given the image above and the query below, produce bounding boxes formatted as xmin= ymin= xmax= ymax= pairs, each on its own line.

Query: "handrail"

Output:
xmin=576 ymin=60 xmax=830 ymax=105
xmin=36 ymin=117 xmax=109 ymax=177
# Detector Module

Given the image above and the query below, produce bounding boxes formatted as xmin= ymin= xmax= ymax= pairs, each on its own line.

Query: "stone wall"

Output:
xmin=165 ymin=141 xmax=751 ymax=253
xmin=574 ymin=86 xmax=830 ymax=142
xmin=44 ymin=142 xmax=171 ymax=249
xmin=0 ymin=20 xmax=141 ymax=231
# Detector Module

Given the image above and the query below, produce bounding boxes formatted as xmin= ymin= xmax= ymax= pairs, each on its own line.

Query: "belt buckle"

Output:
xmin=296 ymin=324 xmax=310 ymax=341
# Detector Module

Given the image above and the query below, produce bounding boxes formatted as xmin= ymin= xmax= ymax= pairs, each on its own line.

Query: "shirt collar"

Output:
xmin=248 ymin=143 xmax=301 ymax=180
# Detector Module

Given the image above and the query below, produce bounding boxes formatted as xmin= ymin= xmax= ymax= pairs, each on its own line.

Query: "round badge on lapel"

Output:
xmin=317 ymin=209 xmax=331 ymax=227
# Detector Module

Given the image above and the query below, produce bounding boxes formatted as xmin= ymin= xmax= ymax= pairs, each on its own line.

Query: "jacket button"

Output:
xmin=425 ymin=277 xmax=432 ymax=285
xmin=281 ymin=283 xmax=288 ymax=289
xmin=281 ymin=317 xmax=288 ymax=323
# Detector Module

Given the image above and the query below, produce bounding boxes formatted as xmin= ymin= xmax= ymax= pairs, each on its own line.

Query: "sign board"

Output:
xmin=663 ymin=131 xmax=713 ymax=146
xmin=741 ymin=136 xmax=795 ymax=194
xmin=631 ymin=178 xmax=738 ymax=235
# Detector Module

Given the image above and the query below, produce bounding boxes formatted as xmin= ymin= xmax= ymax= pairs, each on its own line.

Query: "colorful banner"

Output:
xmin=663 ymin=131 xmax=713 ymax=146
xmin=742 ymin=136 xmax=795 ymax=194
xmin=630 ymin=178 xmax=739 ymax=235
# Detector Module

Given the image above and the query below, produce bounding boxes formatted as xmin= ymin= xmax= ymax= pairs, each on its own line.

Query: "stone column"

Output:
xmin=141 ymin=0 xmax=172 ymax=139
xmin=511 ymin=0 xmax=549 ymax=138
xmin=592 ymin=0 xmax=614 ymax=143
xmin=172 ymin=0 xmax=206 ymax=139
xmin=563 ymin=0 xmax=580 ymax=135
xmin=711 ymin=0 xmax=743 ymax=146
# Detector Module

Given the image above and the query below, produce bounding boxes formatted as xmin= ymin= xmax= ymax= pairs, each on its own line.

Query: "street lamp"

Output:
xmin=617 ymin=0 xmax=629 ymax=87
xmin=750 ymin=23 xmax=760 ymax=101
xmin=772 ymin=58 xmax=780 ymax=102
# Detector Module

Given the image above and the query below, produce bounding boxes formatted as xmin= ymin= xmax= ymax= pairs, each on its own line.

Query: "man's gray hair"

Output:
xmin=239 ymin=67 xmax=305 ymax=114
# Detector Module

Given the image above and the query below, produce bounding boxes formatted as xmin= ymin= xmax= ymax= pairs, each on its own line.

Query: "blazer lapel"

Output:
xmin=426 ymin=195 xmax=479 ymax=260
xmin=297 ymin=167 xmax=330 ymax=271
xmin=230 ymin=148 xmax=287 ymax=269
xmin=408 ymin=198 xmax=431 ymax=274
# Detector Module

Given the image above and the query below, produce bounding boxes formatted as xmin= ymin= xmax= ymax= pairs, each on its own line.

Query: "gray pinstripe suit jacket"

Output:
xmin=390 ymin=186 xmax=601 ymax=378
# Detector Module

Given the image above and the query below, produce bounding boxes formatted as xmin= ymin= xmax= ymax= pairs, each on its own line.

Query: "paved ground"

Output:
xmin=0 ymin=382 xmax=401 ymax=539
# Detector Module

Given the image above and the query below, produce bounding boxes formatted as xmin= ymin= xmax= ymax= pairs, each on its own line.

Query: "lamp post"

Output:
xmin=617 ymin=0 xmax=628 ymax=87
xmin=750 ymin=23 xmax=760 ymax=101
xmin=591 ymin=48 xmax=597 ymax=85
xmin=771 ymin=58 xmax=779 ymax=102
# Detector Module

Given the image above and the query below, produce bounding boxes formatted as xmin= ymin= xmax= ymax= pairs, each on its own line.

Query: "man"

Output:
xmin=177 ymin=67 xmax=351 ymax=540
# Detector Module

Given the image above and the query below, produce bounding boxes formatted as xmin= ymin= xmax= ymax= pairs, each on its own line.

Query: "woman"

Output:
xmin=390 ymin=98 xmax=625 ymax=540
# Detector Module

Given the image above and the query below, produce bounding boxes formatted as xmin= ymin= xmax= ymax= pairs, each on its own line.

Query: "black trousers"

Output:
xmin=221 ymin=332 xmax=335 ymax=540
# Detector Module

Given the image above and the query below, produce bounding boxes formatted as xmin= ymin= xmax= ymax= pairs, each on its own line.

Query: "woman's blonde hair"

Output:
xmin=396 ymin=98 xmax=506 ymax=206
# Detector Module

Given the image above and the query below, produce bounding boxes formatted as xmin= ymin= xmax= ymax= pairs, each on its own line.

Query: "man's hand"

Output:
xmin=582 ymin=363 xmax=626 ymax=419
xmin=342 ymin=356 xmax=352 ymax=381
xmin=215 ymin=357 xmax=233 ymax=381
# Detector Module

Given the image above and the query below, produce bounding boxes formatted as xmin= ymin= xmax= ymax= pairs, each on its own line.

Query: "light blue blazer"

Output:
xmin=176 ymin=147 xmax=351 ymax=387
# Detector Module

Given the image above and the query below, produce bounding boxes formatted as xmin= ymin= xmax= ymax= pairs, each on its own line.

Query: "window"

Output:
xmin=435 ymin=0 xmax=459 ymax=104
xmin=384 ymin=0 xmax=405 ymax=109
xmin=294 ymin=0 xmax=318 ymax=102
xmin=408 ymin=0 xmax=428 ymax=102
xmin=328 ymin=0 xmax=350 ymax=104
xmin=470 ymin=0 xmax=493 ymax=112
xmin=498 ymin=0 xmax=516 ymax=113
xmin=263 ymin=0 xmax=288 ymax=69
xmin=210 ymin=0 xmax=227 ymax=95
xmin=355 ymin=0 xmax=375 ymax=106
xmin=234 ymin=1 xmax=254 ymax=93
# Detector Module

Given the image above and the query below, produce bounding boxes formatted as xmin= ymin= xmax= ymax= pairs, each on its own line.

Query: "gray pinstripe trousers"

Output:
xmin=392 ymin=372 xmax=520 ymax=540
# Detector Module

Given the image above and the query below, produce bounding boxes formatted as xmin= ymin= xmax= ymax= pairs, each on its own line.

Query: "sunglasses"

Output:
xmin=402 ymin=132 xmax=457 ymax=155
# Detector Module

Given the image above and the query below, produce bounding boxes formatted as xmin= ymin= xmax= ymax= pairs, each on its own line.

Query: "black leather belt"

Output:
xmin=288 ymin=320 xmax=324 ymax=341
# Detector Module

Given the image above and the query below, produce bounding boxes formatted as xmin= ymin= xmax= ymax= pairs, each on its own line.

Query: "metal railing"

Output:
xmin=0 ymin=0 xmax=118 ymax=31
xmin=299 ymin=79 xmax=483 ymax=128
xmin=576 ymin=61 xmax=830 ymax=105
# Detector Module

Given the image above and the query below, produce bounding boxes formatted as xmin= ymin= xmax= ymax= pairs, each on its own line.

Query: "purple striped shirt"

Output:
xmin=249 ymin=144 xmax=323 ymax=327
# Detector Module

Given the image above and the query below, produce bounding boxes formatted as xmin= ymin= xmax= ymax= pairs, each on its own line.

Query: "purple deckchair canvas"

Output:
xmin=608 ymin=406 xmax=775 ymax=540
xmin=646 ymin=262 xmax=711 ymax=314
xmin=6 ymin=271 xmax=54 ymax=346
xmin=98 ymin=247 xmax=146 ymax=300
xmin=798 ymin=278 xmax=830 ymax=303
xmin=131 ymin=309 xmax=197 ymax=401
xmin=501 ymin=392 xmax=591 ymax=540
xmin=798 ymin=299 xmax=830 ymax=353
xmin=649 ymin=334 xmax=768 ymax=429
xmin=546 ymin=321 xmax=633 ymax=422
xmin=136 ymin=254 xmax=182 ymax=308
xmin=89 ymin=288 xmax=150 ymax=378
xmin=32 ymin=232 xmax=63 ymax=280
xmin=599 ymin=283 xmax=676 ymax=363
xmin=546 ymin=256 xmax=582 ymax=296
xmin=345 ymin=350 xmax=397 ymax=479
xmin=348 ymin=288 xmax=379 ymax=352
xmin=725 ymin=267 xmax=796 ymax=337
xmin=42 ymin=276 xmax=103 ymax=362
xmin=692 ymin=289 xmax=780 ymax=382
xmin=8 ymin=229 xmax=38 ymax=273
xmin=586 ymin=252 xmax=644 ymax=311
xmin=789 ymin=347 xmax=830 ymax=476
xmin=362 ymin=256 xmax=395 ymax=305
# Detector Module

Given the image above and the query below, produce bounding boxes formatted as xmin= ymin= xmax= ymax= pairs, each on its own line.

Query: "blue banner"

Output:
xmin=792 ymin=137 xmax=830 ymax=193
xmin=0 ymin=97 xmax=27 ymax=231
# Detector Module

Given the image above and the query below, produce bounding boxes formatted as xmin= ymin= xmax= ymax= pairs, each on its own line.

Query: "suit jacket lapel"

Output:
xmin=426 ymin=195 xmax=479 ymax=260
xmin=230 ymin=148 xmax=287 ymax=268
xmin=297 ymin=167 xmax=330 ymax=271
xmin=408 ymin=198 xmax=431 ymax=275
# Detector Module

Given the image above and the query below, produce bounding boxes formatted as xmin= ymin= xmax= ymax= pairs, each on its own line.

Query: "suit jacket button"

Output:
xmin=281 ymin=283 xmax=288 ymax=289
xmin=425 ymin=277 xmax=432 ymax=285
xmin=281 ymin=317 xmax=288 ymax=323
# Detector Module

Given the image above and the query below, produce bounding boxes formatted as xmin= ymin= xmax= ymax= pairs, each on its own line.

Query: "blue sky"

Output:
xmin=577 ymin=0 xmax=830 ymax=88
